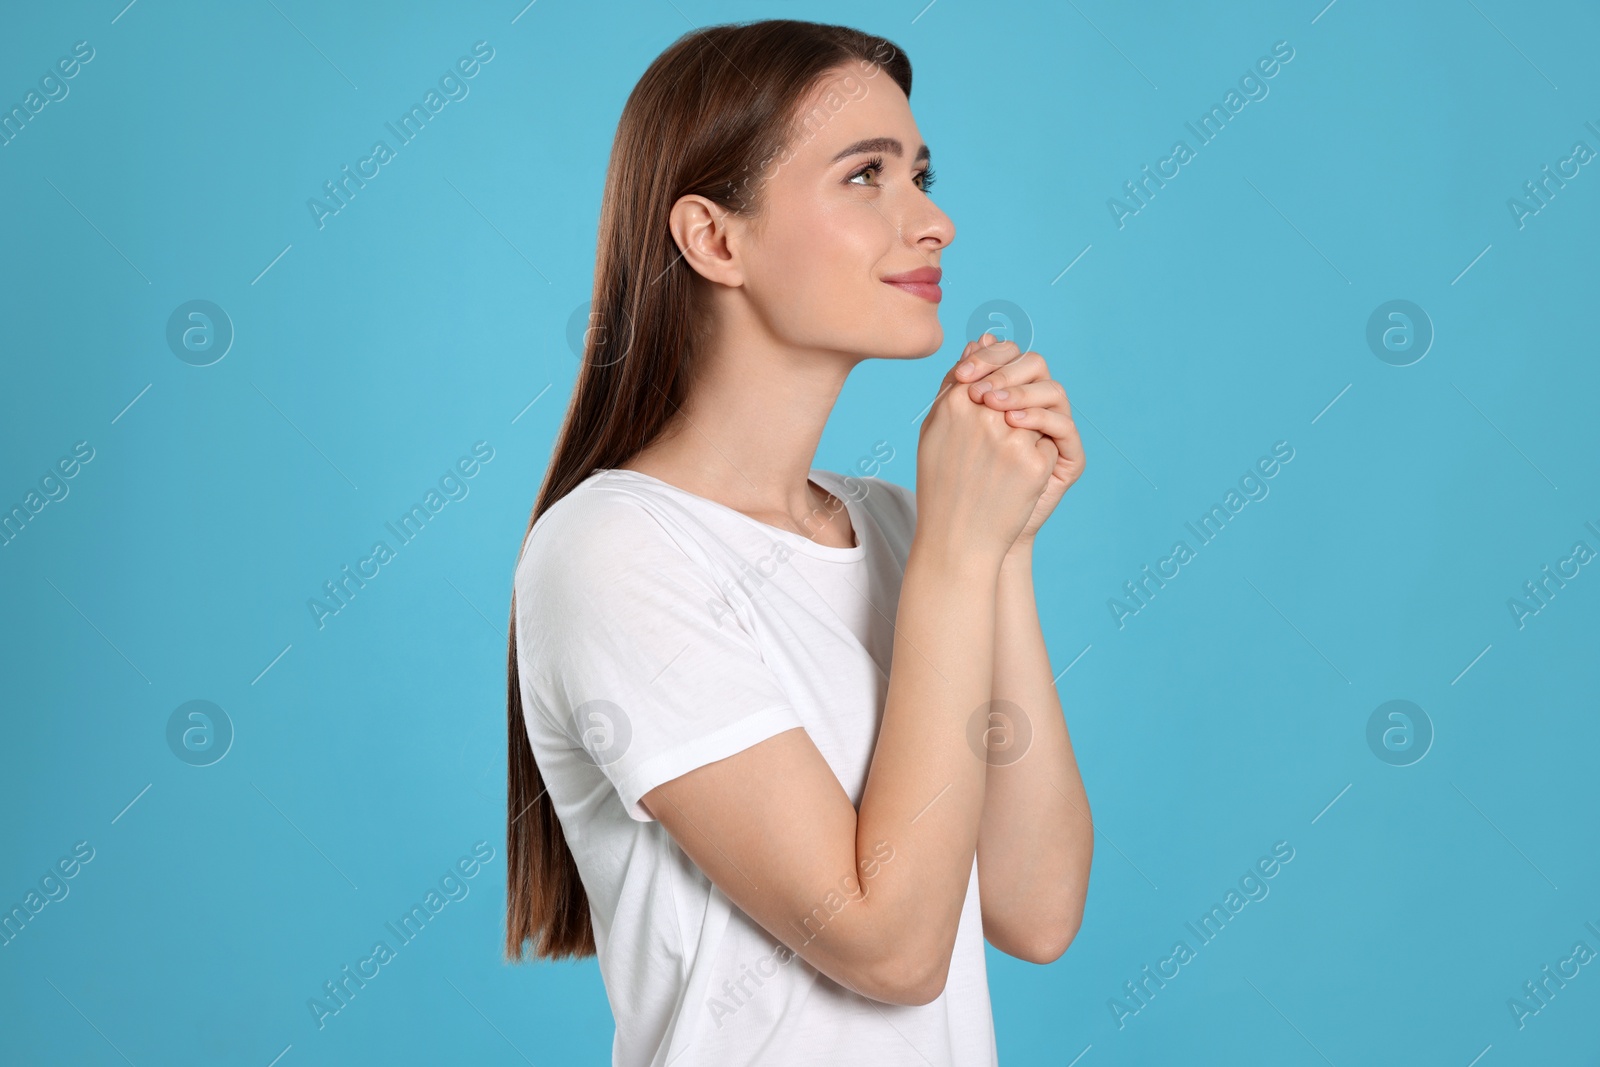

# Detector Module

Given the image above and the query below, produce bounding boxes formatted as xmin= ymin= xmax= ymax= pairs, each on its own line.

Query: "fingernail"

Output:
xmin=990 ymin=388 xmax=1008 ymax=400
xmin=972 ymin=381 xmax=992 ymax=398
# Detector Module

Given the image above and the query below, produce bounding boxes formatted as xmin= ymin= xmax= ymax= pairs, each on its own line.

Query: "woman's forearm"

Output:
xmin=976 ymin=541 xmax=1093 ymax=962
xmin=850 ymin=528 xmax=1002 ymax=1001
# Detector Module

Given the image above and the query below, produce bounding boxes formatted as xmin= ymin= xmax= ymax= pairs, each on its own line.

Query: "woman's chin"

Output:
xmin=873 ymin=320 xmax=943 ymax=361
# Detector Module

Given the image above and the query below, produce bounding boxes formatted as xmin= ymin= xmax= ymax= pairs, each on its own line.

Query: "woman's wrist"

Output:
xmin=908 ymin=529 xmax=1006 ymax=580
xmin=1001 ymin=536 xmax=1035 ymax=572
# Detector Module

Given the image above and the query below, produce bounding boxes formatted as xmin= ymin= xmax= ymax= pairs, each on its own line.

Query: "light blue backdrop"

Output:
xmin=3 ymin=1 xmax=1597 ymax=1063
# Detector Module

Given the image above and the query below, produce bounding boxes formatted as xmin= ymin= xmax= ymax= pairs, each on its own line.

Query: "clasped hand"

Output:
xmin=943 ymin=332 xmax=1085 ymax=549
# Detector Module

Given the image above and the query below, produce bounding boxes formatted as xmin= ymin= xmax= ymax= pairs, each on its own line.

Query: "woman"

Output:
xmin=506 ymin=19 xmax=1091 ymax=1065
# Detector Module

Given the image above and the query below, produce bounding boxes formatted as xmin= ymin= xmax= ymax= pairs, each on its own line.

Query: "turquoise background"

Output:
xmin=3 ymin=0 xmax=1598 ymax=1063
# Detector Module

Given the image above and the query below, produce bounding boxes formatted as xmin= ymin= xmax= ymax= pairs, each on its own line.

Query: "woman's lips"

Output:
xmin=884 ymin=280 xmax=941 ymax=303
xmin=881 ymin=267 xmax=942 ymax=304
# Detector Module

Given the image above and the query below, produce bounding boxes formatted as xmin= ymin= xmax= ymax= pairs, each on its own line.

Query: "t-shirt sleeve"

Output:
xmin=864 ymin=475 xmax=917 ymax=543
xmin=882 ymin=476 xmax=916 ymax=519
xmin=514 ymin=491 xmax=805 ymax=822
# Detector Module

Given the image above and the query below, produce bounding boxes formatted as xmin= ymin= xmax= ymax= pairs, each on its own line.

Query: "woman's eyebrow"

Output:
xmin=829 ymin=137 xmax=932 ymax=164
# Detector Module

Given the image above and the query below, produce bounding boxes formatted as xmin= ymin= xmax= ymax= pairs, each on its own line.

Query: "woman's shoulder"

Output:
xmin=825 ymin=470 xmax=915 ymax=515
xmin=816 ymin=469 xmax=915 ymax=529
xmin=515 ymin=470 xmax=687 ymax=586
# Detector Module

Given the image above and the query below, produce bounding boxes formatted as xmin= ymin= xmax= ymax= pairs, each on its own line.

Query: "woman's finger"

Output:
xmin=936 ymin=336 xmax=1019 ymax=398
xmin=935 ymin=337 xmax=989 ymax=390
xmin=953 ymin=333 xmax=1025 ymax=383
xmin=965 ymin=351 xmax=1049 ymax=402
xmin=1003 ymin=406 xmax=1083 ymax=464
xmin=974 ymin=378 xmax=1067 ymax=414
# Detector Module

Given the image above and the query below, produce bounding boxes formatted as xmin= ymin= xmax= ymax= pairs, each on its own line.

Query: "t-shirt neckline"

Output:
xmin=594 ymin=467 xmax=868 ymax=562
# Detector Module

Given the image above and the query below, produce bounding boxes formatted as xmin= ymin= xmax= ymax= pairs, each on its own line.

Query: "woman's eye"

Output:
xmin=847 ymin=160 xmax=932 ymax=192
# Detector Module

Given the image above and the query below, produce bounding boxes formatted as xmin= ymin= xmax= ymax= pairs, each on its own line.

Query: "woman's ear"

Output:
xmin=669 ymin=194 xmax=745 ymax=288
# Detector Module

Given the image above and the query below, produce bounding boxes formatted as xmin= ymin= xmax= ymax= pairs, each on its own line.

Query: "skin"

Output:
xmin=623 ymin=61 xmax=1093 ymax=1005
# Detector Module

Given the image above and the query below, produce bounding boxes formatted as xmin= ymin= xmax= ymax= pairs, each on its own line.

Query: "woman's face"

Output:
xmin=728 ymin=63 xmax=955 ymax=363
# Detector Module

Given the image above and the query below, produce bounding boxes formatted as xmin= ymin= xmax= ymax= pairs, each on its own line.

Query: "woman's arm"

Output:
xmin=642 ymin=529 xmax=1001 ymax=1005
xmin=974 ymin=538 xmax=1093 ymax=963
xmin=936 ymin=332 xmax=1091 ymax=962
xmin=640 ymin=384 xmax=1056 ymax=1006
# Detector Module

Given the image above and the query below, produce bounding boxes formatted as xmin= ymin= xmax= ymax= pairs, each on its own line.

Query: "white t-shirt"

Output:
xmin=513 ymin=467 xmax=997 ymax=1067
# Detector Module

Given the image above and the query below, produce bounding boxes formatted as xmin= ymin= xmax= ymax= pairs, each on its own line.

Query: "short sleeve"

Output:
xmin=873 ymin=476 xmax=915 ymax=522
xmin=514 ymin=490 xmax=804 ymax=822
xmin=860 ymin=475 xmax=917 ymax=549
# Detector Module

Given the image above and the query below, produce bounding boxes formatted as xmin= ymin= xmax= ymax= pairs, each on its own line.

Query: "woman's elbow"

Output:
xmin=1015 ymin=914 xmax=1082 ymax=965
xmin=988 ymin=905 xmax=1084 ymax=965
xmin=852 ymin=942 xmax=954 ymax=1006
xmin=866 ymin=957 xmax=950 ymax=1006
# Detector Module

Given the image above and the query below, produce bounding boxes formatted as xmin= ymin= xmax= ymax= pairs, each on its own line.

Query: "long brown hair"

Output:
xmin=504 ymin=20 xmax=913 ymax=960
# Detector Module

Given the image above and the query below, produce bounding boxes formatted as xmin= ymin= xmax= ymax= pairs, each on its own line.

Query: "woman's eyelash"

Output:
xmin=848 ymin=156 xmax=937 ymax=193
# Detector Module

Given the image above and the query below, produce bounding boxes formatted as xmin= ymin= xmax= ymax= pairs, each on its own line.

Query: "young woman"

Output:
xmin=506 ymin=19 xmax=1092 ymax=1066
